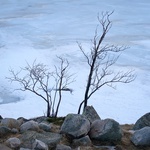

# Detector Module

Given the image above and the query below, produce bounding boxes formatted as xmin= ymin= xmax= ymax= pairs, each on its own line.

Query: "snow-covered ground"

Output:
xmin=0 ymin=0 xmax=150 ymax=124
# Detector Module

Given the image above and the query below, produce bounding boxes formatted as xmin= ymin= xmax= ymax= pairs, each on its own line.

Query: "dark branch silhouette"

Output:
xmin=78 ymin=11 xmax=135 ymax=114
xmin=7 ymin=57 xmax=74 ymax=117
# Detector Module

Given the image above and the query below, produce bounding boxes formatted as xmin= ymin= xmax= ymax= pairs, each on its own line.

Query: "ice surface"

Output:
xmin=0 ymin=0 xmax=150 ymax=124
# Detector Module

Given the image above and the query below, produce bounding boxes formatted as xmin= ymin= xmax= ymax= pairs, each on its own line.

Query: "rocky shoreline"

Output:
xmin=0 ymin=106 xmax=150 ymax=150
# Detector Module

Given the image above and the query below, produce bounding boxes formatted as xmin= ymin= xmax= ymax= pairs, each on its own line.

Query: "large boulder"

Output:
xmin=5 ymin=137 xmax=21 ymax=149
xmin=60 ymin=114 xmax=90 ymax=138
xmin=89 ymin=119 xmax=122 ymax=141
xmin=20 ymin=120 xmax=39 ymax=133
xmin=83 ymin=106 xmax=101 ymax=123
xmin=19 ymin=130 xmax=61 ymax=149
xmin=0 ymin=118 xmax=20 ymax=129
xmin=72 ymin=135 xmax=92 ymax=147
xmin=133 ymin=112 xmax=150 ymax=130
xmin=32 ymin=139 xmax=48 ymax=150
xmin=39 ymin=122 xmax=51 ymax=132
xmin=0 ymin=126 xmax=11 ymax=138
xmin=131 ymin=126 xmax=150 ymax=146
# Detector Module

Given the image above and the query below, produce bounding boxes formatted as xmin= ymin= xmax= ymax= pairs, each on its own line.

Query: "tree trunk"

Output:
xmin=78 ymin=100 xmax=84 ymax=114
xmin=55 ymin=89 xmax=62 ymax=118
xmin=47 ymin=101 xmax=51 ymax=117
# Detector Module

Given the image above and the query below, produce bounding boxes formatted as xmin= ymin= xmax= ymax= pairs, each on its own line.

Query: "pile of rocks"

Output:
xmin=0 ymin=106 xmax=149 ymax=150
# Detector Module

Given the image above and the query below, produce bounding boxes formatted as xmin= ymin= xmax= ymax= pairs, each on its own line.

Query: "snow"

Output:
xmin=0 ymin=0 xmax=150 ymax=124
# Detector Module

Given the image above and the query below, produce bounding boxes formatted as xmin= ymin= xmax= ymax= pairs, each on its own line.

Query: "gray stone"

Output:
xmin=1 ymin=118 xmax=20 ymax=129
xmin=11 ymin=128 xmax=19 ymax=134
xmin=20 ymin=130 xmax=61 ymax=149
xmin=5 ymin=137 xmax=21 ymax=149
xmin=0 ymin=126 xmax=11 ymax=138
xmin=133 ymin=112 xmax=150 ymax=130
xmin=83 ymin=106 xmax=101 ymax=123
xmin=60 ymin=114 xmax=90 ymax=138
xmin=89 ymin=119 xmax=122 ymax=141
xmin=31 ymin=116 xmax=48 ymax=123
xmin=72 ymin=135 xmax=92 ymax=147
xmin=33 ymin=139 xmax=48 ymax=150
xmin=20 ymin=120 xmax=39 ymax=133
xmin=39 ymin=122 xmax=51 ymax=132
xmin=131 ymin=126 xmax=150 ymax=146
xmin=0 ymin=144 xmax=12 ymax=150
xmin=56 ymin=144 xmax=72 ymax=150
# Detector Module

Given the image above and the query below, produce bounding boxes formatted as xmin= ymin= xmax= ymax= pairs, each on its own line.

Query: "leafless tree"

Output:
xmin=77 ymin=11 xmax=136 ymax=114
xmin=52 ymin=56 xmax=74 ymax=117
xmin=7 ymin=57 xmax=73 ymax=117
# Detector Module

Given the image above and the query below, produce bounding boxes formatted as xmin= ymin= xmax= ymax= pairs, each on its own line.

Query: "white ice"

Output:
xmin=0 ymin=0 xmax=150 ymax=124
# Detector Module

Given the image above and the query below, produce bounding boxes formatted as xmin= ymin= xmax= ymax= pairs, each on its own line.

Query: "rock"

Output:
xmin=20 ymin=120 xmax=39 ymax=133
xmin=33 ymin=139 xmax=48 ymax=150
xmin=0 ymin=126 xmax=11 ymax=138
xmin=131 ymin=126 xmax=150 ymax=146
xmin=72 ymin=135 xmax=92 ymax=147
xmin=39 ymin=122 xmax=51 ymax=132
xmin=11 ymin=128 xmax=19 ymax=134
xmin=17 ymin=117 xmax=27 ymax=126
xmin=83 ymin=106 xmax=101 ymax=123
xmin=17 ymin=117 xmax=28 ymax=123
xmin=56 ymin=144 xmax=72 ymax=150
xmin=1 ymin=118 xmax=20 ymax=129
xmin=31 ymin=116 xmax=48 ymax=123
xmin=5 ymin=137 xmax=21 ymax=149
xmin=0 ymin=144 xmax=12 ymax=150
xmin=133 ymin=112 xmax=150 ymax=130
xmin=60 ymin=114 xmax=90 ymax=138
xmin=89 ymin=119 xmax=122 ymax=141
xmin=20 ymin=130 xmax=61 ymax=149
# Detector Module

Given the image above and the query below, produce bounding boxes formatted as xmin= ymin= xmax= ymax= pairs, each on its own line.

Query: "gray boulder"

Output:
xmin=89 ymin=119 xmax=122 ymax=141
xmin=56 ymin=144 xmax=72 ymax=150
xmin=20 ymin=130 xmax=61 ymax=149
xmin=39 ymin=122 xmax=51 ymax=132
xmin=83 ymin=106 xmax=101 ymax=123
xmin=5 ymin=137 xmax=21 ymax=149
xmin=133 ymin=112 xmax=150 ymax=130
xmin=20 ymin=120 xmax=39 ymax=133
xmin=11 ymin=128 xmax=19 ymax=134
xmin=60 ymin=114 xmax=90 ymax=138
xmin=32 ymin=139 xmax=48 ymax=150
xmin=72 ymin=135 xmax=92 ymax=147
xmin=0 ymin=126 xmax=11 ymax=138
xmin=131 ymin=126 xmax=150 ymax=146
xmin=1 ymin=118 xmax=20 ymax=129
xmin=31 ymin=116 xmax=48 ymax=123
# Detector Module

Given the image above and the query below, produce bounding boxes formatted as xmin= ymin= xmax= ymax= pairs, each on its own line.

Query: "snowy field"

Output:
xmin=0 ymin=0 xmax=150 ymax=124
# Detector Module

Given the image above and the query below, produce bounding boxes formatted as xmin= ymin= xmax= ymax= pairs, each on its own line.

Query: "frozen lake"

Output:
xmin=0 ymin=0 xmax=150 ymax=124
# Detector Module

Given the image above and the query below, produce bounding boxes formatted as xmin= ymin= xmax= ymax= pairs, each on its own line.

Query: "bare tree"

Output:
xmin=7 ymin=57 xmax=73 ymax=117
xmin=52 ymin=56 xmax=74 ymax=117
xmin=78 ymin=11 xmax=135 ymax=114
